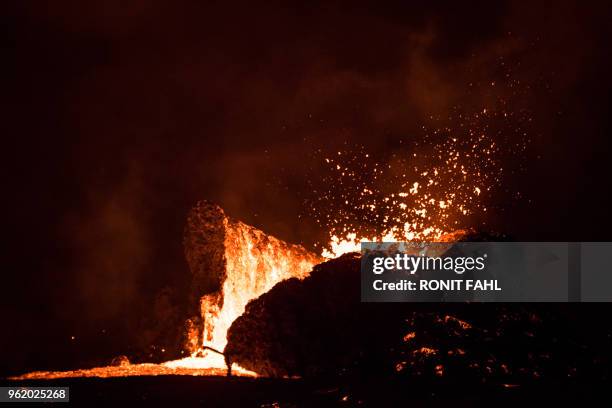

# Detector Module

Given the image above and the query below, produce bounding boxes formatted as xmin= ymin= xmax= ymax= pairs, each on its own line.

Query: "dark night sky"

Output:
xmin=2 ymin=1 xmax=611 ymax=375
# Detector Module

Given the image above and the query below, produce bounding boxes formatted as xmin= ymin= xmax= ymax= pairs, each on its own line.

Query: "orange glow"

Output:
xmin=321 ymin=228 xmax=468 ymax=259
xmin=10 ymin=362 xmax=245 ymax=379
xmin=167 ymin=213 xmax=322 ymax=373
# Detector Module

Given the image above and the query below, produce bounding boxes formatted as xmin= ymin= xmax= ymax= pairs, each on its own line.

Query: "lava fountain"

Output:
xmin=164 ymin=202 xmax=323 ymax=373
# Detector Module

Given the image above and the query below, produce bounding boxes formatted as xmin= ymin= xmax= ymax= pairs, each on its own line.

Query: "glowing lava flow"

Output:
xmin=12 ymin=204 xmax=467 ymax=381
xmin=164 ymin=202 xmax=466 ymax=374
xmin=12 ymin=203 xmax=323 ymax=379
xmin=164 ymin=202 xmax=323 ymax=375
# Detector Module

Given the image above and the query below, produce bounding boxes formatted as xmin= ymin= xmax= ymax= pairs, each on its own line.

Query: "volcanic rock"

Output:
xmin=225 ymin=252 xmax=401 ymax=377
xmin=226 ymin=235 xmax=611 ymax=386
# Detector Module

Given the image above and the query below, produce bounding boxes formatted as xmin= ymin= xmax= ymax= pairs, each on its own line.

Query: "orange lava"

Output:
xmin=9 ymin=363 xmax=241 ymax=380
xmin=164 ymin=209 xmax=323 ymax=373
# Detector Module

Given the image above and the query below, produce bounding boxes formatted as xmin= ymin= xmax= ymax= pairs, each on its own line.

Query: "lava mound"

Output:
xmin=225 ymin=252 xmax=371 ymax=377
xmin=226 ymin=246 xmax=611 ymax=385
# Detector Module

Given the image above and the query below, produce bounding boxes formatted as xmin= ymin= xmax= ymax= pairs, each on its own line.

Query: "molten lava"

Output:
xmin=13 ymin=202 xmax=469 ymax=381
xmin=164 ymin=202 xmax=323 ymax=373
xmin=16 ymin=203 xmax=323 ymax=379
xmin=322 ymin=229 xmax=470 ymax=259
